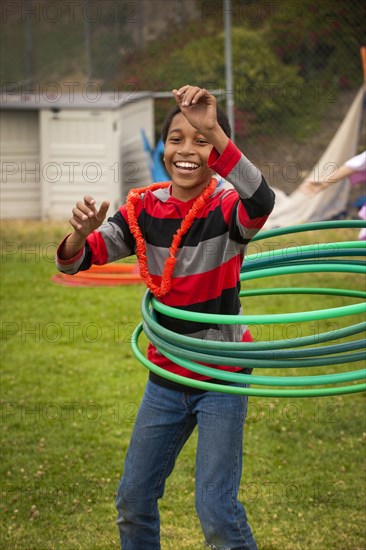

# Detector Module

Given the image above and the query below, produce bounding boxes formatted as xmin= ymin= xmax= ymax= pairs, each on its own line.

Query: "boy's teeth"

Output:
xmin=175 ymin=162 xmax=199 ymax=169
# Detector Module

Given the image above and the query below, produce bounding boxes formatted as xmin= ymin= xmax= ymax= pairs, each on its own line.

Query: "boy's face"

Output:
xmin=164 ymin=113 xmax=214 ymax=201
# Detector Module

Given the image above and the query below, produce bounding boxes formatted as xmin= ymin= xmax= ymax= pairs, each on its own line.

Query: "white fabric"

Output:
xmin=265 ymin=86 xmax=364 ymax=228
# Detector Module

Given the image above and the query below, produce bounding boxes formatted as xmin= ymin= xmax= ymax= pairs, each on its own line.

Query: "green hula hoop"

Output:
xmin=132 ymin=324 xmax=366 ymax=397
xmin=141 ymin=292 xmax=366 ymax=352
xmin=143 ymin=316 xmax=365 ymax=365
xmin=131 ymin=220 xmax=366 ymax=397
xmin=151 ymin=261 xmax=366 ymax=325
xmin=142 ymin=320 xmax=366 ymax=373
xmin=251 ymin=219 xmax=366 ymax=242
xmin=244 ymin=241 xmax=365 ymax=270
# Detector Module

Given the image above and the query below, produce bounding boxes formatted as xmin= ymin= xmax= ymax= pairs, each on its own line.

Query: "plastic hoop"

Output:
xmin=132 ymin=220 xmax=366 ymax=396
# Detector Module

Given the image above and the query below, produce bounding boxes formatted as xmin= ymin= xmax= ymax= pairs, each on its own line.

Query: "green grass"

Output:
xmin=1 ymin=221 xmax=365 ymax=550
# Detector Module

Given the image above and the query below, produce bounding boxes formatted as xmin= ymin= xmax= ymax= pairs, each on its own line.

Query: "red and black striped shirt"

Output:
xmin=57 ymin=140 xmax=275 ymax=391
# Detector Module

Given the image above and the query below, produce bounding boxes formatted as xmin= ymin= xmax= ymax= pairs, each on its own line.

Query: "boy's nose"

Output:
xmin=177 ymin=141 xmax=194 ymax=155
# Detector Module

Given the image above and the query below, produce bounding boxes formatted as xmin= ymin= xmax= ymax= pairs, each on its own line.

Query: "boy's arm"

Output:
xmin=58 ymin=195 xmax=109 ymax=260
xmin=56 ymin=196 xmax=134 ymax=274
xmin=173 ymin=85 xmax=275 ymax=225
xmin=209 ymin=140 xmax=275 ymax=217
xmin=209 ymin=141 xmax=275 ymax=241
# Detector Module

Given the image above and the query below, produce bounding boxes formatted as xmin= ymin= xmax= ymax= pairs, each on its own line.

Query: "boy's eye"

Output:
xmin=169 ymin=137 xmax=181 ymax=143
xmin=196 ymin=139 xmax=208 ymax=144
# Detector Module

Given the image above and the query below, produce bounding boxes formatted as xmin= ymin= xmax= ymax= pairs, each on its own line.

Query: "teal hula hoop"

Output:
xmin=131 ymin=220 xmax=366 ymax=396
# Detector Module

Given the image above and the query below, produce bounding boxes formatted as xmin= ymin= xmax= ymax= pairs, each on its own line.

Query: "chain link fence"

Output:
xmin=1 ymin=0 xmax=365 ymax=196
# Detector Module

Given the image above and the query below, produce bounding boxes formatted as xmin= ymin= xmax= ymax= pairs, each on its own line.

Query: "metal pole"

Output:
xmin=84 ymin=0 xmax=92 ymax=84
xmin=24 ymin=0 xmax=33 ymax=86
xmin=136 ymin=0 xmax=143 ymax=49
xmin=176 ymin=0 xmax=184 ymax=29
xmin=224 ymin=0 xmax=235 ymax=142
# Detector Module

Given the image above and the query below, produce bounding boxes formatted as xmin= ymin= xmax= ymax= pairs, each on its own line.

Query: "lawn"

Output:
xmin=1 ymin=221 xmax=365 ymax=550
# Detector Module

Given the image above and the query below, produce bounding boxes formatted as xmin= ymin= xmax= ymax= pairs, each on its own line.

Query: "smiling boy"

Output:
xmin=56 ymin=85 xmax=275 ymax=550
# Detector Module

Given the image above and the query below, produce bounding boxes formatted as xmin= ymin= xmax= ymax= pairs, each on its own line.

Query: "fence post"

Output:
xmin=224 ymin=0 xmax=235 ymax=142
xmin=24 ymin=0 xmax=34 ymax=86
xmin=84 ymin=0 xmax=92 ymax=83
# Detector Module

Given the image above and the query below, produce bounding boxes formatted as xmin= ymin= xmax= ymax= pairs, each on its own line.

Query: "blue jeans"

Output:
xmin=116 ymin=379 xmax=258 ymax=550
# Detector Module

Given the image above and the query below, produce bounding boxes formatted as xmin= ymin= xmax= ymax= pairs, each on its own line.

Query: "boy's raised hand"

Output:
xmin=172 ymin=85 xmax=218 ymax=134
xmin=69 ymin=195 xmax=110 ymax=238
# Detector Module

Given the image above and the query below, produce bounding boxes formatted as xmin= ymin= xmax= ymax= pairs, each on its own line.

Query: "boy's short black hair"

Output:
xmin=161 ymin=105 xmax=231 ymax=143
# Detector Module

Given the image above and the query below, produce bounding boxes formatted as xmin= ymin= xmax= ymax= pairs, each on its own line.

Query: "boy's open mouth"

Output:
xmin=174 ymin=161 xmax=199 ymax=172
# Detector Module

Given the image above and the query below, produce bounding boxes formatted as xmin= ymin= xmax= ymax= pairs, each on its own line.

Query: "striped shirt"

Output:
xmin=56 ymin=140 xmax=275 ymax=391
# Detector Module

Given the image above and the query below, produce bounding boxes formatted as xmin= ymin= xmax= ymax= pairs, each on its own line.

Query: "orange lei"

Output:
xmin=126 ymin=178 xmax=218 ymax=298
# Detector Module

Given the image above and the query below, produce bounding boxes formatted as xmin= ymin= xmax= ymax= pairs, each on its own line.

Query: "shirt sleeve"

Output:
xmin=209 ymin=140 xmax=276 ymax=241
xmin=344 ymin=151 xmax=366 ymax=171
xmin=55 ymin=235 xmax=87 ymax=274
xmin=55 ymin=208 xmax=135 ymax=274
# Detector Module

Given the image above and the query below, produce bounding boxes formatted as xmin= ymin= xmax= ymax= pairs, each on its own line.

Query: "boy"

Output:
xmin=56 ymin=85 xmax=275 ymax=550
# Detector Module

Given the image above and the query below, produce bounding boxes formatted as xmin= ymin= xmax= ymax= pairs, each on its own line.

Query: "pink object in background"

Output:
xmin=349 ymin=171 xmax=366 ymax=186
xmin=358 ymin=203 xmax=366 ymax=240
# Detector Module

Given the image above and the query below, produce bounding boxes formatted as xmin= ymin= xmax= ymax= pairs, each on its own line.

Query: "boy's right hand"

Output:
xmin=69 ymin=195 xmax=110 ymax=238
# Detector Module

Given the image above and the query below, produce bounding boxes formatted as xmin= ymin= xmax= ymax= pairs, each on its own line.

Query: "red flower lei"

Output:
xmin=126 ymin=178 xmax=218 ymax=298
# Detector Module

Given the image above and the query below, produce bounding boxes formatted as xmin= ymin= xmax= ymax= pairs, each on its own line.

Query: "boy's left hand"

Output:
xmin=172 ymin=85 xmax=217 ymax=134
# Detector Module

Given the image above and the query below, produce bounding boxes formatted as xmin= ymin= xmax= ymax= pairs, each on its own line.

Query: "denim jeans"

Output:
xmin=116 ymin=379 xmax=258 ymax=550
